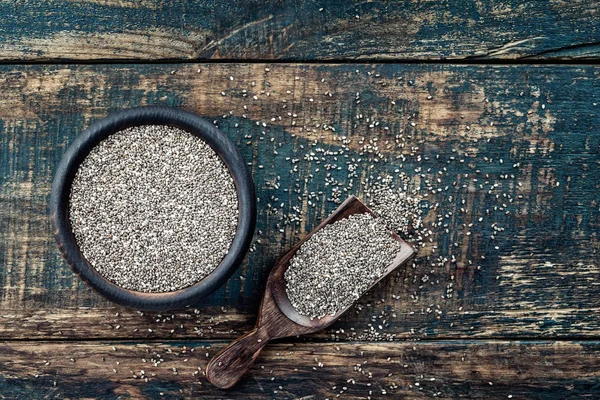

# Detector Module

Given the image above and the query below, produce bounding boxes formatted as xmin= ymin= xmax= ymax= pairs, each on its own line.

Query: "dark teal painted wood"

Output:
xmin=0 ymin=1 xmax=598 ymax=60
xmin=0 ymin=63 xmax=598 ymax=340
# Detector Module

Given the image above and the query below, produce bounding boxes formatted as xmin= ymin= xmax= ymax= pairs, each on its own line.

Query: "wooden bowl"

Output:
xmin=49 ymin=106 xmax=256 ymax=311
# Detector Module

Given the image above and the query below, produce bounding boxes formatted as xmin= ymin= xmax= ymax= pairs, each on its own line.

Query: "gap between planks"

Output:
xmin=0 ymin=58 xmax=599 ymax=66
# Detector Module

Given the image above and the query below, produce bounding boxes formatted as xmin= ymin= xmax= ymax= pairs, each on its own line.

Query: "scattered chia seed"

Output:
xmin=285 ymin=213 xmax=402 ymax=319
xmin=69 ymin=125 xmax=238 ymax=292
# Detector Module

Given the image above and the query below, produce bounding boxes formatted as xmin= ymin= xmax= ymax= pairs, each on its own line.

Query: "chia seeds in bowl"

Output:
xmin=69 ymin=125 xmax=239 ymax=293
xmin=50 ymin=107 xmax=256 ymax=310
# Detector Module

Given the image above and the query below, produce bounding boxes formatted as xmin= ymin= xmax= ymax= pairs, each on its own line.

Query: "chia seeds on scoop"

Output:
xmin=69 ymin=125 xmax=239 ymax=293
xmin=284 ymin=213 xmax=401 ymax=319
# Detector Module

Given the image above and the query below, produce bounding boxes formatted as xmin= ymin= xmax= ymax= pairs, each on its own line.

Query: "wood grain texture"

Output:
xmin=0 ymin=1 xmax=599 ymax=61
xmin=0 ymin=340 xmax=598 ymax=399
xmin=0 ymin=63 xmax=598 ymax=341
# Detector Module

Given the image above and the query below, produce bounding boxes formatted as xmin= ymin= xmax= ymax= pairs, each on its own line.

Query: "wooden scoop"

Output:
xmin=206 ymin=195 xmax=417 ymax=388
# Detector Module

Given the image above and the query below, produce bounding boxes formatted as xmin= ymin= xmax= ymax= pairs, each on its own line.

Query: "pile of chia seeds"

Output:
xmin=363 ymin=173 xmax=423 ymax=237
xmin=284 ymin=213 xmax=402 ymax=319
xmin=69 ymin=125 xmax=238 ymax=293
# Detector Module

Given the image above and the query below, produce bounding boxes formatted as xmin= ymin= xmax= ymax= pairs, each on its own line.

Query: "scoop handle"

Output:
xmin=206 ymin=326 xmax=269 ymax=388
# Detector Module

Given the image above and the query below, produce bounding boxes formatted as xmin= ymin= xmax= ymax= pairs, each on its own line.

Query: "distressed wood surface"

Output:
xmin=0 ymin=340 xmax=598 ymax=399
xmin=0 ymin=63 xmax=598 ymax=342
xmin=0 ymin=1 xmax=599 ymax=61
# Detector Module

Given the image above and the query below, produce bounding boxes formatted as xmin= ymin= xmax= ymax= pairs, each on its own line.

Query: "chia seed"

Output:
xmin=69 ymin=125 xmax=239 ymax=292
xmin=285 ymin=213 xmax=402 ymax=319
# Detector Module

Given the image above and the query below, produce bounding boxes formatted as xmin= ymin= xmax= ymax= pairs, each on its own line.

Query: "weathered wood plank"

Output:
xmin=0 ymin=1 xmax=598 ymax=61
xmin=0 ymin=63 xmax=598 ymax=340
xmin=0 ymin=340 xmax=598 ymax=399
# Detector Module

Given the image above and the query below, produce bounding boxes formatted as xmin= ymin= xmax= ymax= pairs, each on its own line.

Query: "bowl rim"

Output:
xmin=49 ymin=106 xmax=256 ymax=311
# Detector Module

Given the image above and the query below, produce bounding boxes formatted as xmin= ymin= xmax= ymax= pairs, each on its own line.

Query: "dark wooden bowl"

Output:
xmin=49 ymin=106 xmax=256 ymax=311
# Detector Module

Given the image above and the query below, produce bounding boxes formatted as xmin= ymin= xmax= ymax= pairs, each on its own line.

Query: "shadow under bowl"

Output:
xmin=49 ymin=106 xmax=256 ymax=311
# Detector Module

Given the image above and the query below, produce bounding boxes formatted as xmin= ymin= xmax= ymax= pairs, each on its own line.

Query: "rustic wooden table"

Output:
xmin=0 ymin=1 xmax=599 ymax=399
